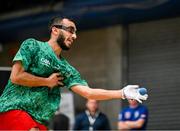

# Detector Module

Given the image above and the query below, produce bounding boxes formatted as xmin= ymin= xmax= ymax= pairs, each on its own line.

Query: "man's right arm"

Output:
xmin=71 ymin=85 xmax=123 ymax=100
xmin=122 ymin=119 xmax=145 ymax=129
xmin=118 ymin=121 xmax=130 ymax=130
xmin=71 ymin=85 xmax=148 ymax=102
xmin=10 ymin=61 xmax=63 ymax=88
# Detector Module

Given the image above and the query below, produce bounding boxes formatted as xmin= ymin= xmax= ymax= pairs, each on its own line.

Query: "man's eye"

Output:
xmin=67 ymin=27 xmax=76 ymax=34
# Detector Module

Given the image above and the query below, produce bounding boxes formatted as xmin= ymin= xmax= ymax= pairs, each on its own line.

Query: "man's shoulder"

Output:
xmin=98 ymin=112 xmax=109 ymax=120
xmin=122 ymin=106 xmax=131 ymax=112
xmin=76 ymin=112 xmax=86 ymax=118
xmin=138 ymin=104 xmax=148 ymax=112
xmin=120 ymin=107 xmax=132 ymax=115
xmin=20 ymin=38 xmax=45 ymax=51
xmin=22 ymin=38 xmax=44 ymax=45
xmin=138 ymin=104 xmax=148 ymax=109
xmin=23 ymin=38 xmax=36 ymax=43
xmin=99 ymin=112 xmax=108 ymax=117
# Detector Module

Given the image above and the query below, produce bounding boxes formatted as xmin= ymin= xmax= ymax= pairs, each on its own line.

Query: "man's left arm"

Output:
xmin=124 ymin=119 xmax=145 ymax=129
xmin=64 ymin=63 xmax=148 ymax=101
xmin=124 ymin=107 xmax=148 ymax=129
xmin=118 ymin=121 xmax=131 ymax=130
xmin=71 ymin=85 xmax=123 ymax=100
xmin=71 ymin=85 xmax=148 ymax=102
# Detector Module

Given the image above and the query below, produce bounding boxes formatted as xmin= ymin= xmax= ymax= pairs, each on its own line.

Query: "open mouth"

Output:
xmin=68 ymin=39 xmax=73 ymax=44
xmin=66 ymin=40 xmax=72 ymax=47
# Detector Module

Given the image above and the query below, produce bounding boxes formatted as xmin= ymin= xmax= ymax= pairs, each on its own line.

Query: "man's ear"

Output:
xmin=52 ymin=27 xmax=59 ymax=35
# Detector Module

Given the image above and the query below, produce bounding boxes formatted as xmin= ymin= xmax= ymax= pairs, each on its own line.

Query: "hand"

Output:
xmin=122 ymin=85 xmax=148 ymax=103
xmin=46 ymin=73 xmax=64 ymax=88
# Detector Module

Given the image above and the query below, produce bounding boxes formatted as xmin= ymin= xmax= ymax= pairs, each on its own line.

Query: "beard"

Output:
xmin=57 ymin=33 xmax=70 ymax=51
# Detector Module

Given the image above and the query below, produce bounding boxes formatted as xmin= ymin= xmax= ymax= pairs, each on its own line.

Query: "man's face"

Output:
xmin=128 ymin=99 xmax=138 ymax=106
xmin=55 ymin=19 xmax=77 ymax=50
xmin=86 ymin=99 xmax=99 ymax=113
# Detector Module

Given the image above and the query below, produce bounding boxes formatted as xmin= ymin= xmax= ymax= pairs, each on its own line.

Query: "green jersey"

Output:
xmin=0 ymin=38 xmax=88 ymax=125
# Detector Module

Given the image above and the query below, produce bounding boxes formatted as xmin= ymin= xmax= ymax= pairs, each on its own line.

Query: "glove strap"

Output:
xmin=121 ymin=89 xmax=126 ymax=99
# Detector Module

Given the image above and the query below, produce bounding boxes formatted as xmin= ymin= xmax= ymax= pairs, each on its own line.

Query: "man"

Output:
xmin=74 ymin=99 xmax=110 ymax=130
xmin=118 ymin=100 xmax=148 ymax=130
xmin=0 ymin=17 xmax=148 ymax=131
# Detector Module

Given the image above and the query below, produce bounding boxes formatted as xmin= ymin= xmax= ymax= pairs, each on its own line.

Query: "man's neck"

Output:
xmin=47 ymin=39 xmax=62 ymax=57
xmin=86 ymin=110 xmax=98 ymax=117
xmin=130 ymin=104 xmax=139 ymax=108
xmin=90 ymin=111 xmax=96 ymax=116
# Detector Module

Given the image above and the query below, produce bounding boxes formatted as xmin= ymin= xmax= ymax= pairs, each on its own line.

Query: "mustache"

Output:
xmin=57 ymin=34 xmax=70 ymax=51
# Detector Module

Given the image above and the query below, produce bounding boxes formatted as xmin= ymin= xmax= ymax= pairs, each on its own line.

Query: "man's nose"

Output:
xmin=72 ymin=33 xmax=77 ymax=40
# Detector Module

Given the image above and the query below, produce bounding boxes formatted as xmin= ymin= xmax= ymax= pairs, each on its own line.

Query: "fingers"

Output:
xmin=53 ymin=73 xmax=64 ymax=80
xmin=54 ymin=73 xmax=63 ymax=78
xmin=129 ymin=98 xmax=142 ymax=103
xmin=127 ymin=85 xmax=139 ymax=89
xmin=58 ymin=76 xmax=64 ymax=86
xmin=138 ymin=91 xmax=148 ymax=99
xmin=140 ymin=94 xmax=148 ymax=100
xmin=124 ymin=85 xmax=148 ymax=103
xmin=58 ymin=81 xmax=64 ymax=86
xmin=54 ymin=73 xmax=64 ymax=80
xmin=53 ymin=73 xmax=64 ymax=86
xmin=57 ymin=75 xmax=64 ymax=86
xmin=54 ymin=73 xmax=60 ymax=76
xmin=136 ymin=98 xmax=142 ymax=103
xmin=58 ymin=76 xmax=64 ymax=80
xmin=136 ymin=94 xmax=148 ymax=103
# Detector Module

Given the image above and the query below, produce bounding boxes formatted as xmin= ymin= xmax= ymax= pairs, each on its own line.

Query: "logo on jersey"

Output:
xmin=134 ymin=111 xmax=140 ymax=118
xmin=141 ymin=114 xmax=146 ymax=118
xmin=119 ymin=114 xmax=122 ymax=120
xmin=125 ymin=112 xmax=131 ymax=119
xmin=40 ymin=58 xmax=50 ymax=67
xmin=53 ymin=65 xmax=72 ymax=78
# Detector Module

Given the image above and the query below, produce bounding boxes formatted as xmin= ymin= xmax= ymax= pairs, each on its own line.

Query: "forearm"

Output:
xmin=71 ymin=85 xmax=123 ymax=100
xmin=118 ymin=122 xmax=130 ymax=130
xmin=11 ymin=71 xmax=48 ymax=87
xmin=125 ymin=119 xmax=144 ymax=129
xmin=10 ymin=61 xmax=50 ymax=87
xmin=87 ymin=88 xmax=122 ymax=100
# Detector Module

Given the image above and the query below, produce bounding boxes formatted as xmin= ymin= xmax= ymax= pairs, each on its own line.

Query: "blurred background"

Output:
xmin=0 ymin=0 xmax=180 ymax=130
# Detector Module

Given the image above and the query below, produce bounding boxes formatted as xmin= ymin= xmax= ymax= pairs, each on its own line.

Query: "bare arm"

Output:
xmin=71 ymin=85 xmax=123 ymax=100
xmin=118 ymin=121 xmax=130 ymax=130
xmin=124 ymin=119 xmax=145 ymax=129
xmin=117 ymin=119 xmax=145 ymax=130
xmin=10 ymin=61 xmax=63 ymax=88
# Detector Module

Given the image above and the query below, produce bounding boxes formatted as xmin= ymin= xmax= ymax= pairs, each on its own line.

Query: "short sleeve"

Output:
xmin=118 ymin=111 xmax=125 ymax=121
xmin=13 ymin=38 xmax=38 ymax=70
xmin=62 ymin=63 xmax=88 ymax=90
xmin=139 ymin=106 xmax=148 ymax=120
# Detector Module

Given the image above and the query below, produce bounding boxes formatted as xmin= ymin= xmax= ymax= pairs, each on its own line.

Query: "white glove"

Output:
xmin=122 ymin=85 xmax=148 ymax=103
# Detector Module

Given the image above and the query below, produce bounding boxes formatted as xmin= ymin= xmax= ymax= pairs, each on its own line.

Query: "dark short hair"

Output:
xmin=48 ymin=17 xmax=63 ymax=33
xmin=48 ymin=17 xmax=75 ymax=33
